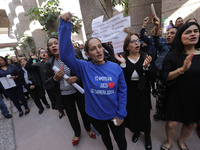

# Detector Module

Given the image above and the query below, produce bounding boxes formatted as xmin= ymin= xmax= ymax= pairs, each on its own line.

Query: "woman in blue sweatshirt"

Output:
xmin=59 ymin=12 xmax=127 ymax=150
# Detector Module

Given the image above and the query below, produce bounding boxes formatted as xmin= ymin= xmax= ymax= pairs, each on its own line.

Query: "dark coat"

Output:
xmin=25 ymin=58 xmax=43 ymax=87
xmin=18 ymin=68 xmax=33 ymax=90
xmin=44 ymin=56 xmax=63 ymax=114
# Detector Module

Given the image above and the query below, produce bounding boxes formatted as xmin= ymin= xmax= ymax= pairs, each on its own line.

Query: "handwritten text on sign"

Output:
xmin=92 ymin=13 xmax=131 ymax=50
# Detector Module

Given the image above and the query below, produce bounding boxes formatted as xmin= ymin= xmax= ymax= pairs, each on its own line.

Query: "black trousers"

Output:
xmin=28 ymin=86 xmax=48 ymax=110
xmin=61 ymin=92 xmax=91 ymax=137
xmin=46 ymin=89 xmax=57 ymax=109
xmin=5 ymin=85 xmax=29 ymax=112
xmin=88 ymin=115 xmax=127 ymax=150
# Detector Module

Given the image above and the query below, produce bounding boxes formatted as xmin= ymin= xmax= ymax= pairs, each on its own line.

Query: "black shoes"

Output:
xmin=132 ymin=133 xmax=152 ymax=150
xmin=39 ymin=104 xmax=50 ymax=114
xmin=52 ymin=105 xmax=58 ymax=110
xmin=160 ymin=142 xmax=172 ymax=150
xmin=132 ymin=133 xmax=140 ymax=143
xmin=4 ymin=114 xmax=12 ymax=119
xmin=25 ymin=109 xmax=30 ymax=115
xmin=19 ymin=111 xmax=23 ymax=117
xmin=46 ymin=104 xmax=50 ymax=109
xmin=145 ymin=134 xmax=152 ymax=150
xmin=59 ymin=113 xmax=65 ymax=119
xmin=39 ymin=109 xmax=44 ymax=114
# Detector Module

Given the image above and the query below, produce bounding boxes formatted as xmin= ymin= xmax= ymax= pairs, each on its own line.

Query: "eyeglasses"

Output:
xmin=130 ymin=39 xmax=140 ymax=44
xmin=40 ymin=51 xmax=47 ymax=54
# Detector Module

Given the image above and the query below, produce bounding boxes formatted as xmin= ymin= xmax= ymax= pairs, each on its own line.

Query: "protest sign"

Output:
xmin=91 ymin=13 xmax=131 ymax=47
xmin=92 ymin=15 xmax=104 ymax=29
xmin=112 ymin=31 xmax=128 ymax=53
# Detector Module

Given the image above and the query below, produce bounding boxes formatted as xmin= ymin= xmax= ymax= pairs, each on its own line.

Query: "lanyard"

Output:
xmin=56 ymin=60 xmax=64 ymax=70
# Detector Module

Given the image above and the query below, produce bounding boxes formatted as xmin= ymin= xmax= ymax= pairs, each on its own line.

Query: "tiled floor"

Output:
xmin=13 ymin=96 xmax=200 ymax=150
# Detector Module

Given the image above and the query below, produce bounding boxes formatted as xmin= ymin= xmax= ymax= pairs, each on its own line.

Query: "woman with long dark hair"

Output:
xmin=161 ymin=22 xmax=200 ymax=150
xmin=44 ymin=36 xmax=96 ymax=146
xmin=0 ymin=56 xmax=30 ymax=117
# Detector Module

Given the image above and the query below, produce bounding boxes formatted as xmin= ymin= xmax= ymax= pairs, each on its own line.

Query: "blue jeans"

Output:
xmin=0 ymin=94 xmax=9 ymax=116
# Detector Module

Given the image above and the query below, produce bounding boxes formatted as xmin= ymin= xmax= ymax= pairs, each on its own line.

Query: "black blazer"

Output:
xmin=18 ymin=68 xmax=33 ymax=90
xmin=25 ymin=58 xmax=43 ymax=87
xmin=44 ymin=56 xmax=63 ymax=114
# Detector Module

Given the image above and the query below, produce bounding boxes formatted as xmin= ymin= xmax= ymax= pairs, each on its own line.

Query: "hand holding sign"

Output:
xmin=152 ymin=14 xmax=160 ymax=28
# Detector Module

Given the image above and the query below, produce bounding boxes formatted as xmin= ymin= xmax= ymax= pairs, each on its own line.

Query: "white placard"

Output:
xmin=112 ymin=31 xmax=128 ymax=53
xmin=0 ymin=75 xmax=16 ymax=90
xmin=91 ymin=13 xmax=131 ymax=44
xmin=92 ymin=15 xmax=104 ymax=29
xmin=52 ymin=66 xmax=84 ymax=94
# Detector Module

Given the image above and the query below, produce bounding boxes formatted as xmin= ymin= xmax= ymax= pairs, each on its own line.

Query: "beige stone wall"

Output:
xmin=79 ymin=0 xmax=114 ymax=39
xmin=0 ymin=9 xmax=10 ymax=28
xmin=79 ymin=0 xmax=161 ymax=39
xmin=127 ymin=0 xmax=161 ymax=34
xmin=161 ymin=0 xmax=200 ymax=33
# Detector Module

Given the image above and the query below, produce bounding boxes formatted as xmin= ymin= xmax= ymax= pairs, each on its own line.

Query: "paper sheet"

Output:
xmin=52 ymin=66 xmax=84 ymax=94
xmin=0 ymin=75 xmax=16 ymax=90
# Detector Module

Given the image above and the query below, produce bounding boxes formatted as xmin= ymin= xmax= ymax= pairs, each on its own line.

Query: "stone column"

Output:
xmin=21 ymin=0 xmax=46 ymax=50
xmin=5 ymin=0 xmax=47 ymax=53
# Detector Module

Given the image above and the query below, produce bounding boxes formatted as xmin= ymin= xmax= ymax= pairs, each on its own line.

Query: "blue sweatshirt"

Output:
xmin=59 ymin=19 xmax=127 ymax=120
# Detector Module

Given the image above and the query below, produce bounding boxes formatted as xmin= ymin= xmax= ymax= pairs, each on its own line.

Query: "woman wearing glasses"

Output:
xmin=115 ymin=33 xmax=156 ymax=150
xmin=36 ymin=48 xmax=58 ymax=110
xmin=21 ymin=49 xmax=51 ymax=114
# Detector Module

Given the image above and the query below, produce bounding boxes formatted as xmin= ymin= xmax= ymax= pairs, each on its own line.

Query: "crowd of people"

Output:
xmin=0 ymin=11 xmax=200 ymax=150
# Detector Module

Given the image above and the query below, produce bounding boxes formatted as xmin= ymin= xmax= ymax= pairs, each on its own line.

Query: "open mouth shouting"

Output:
xmin=53 ymin=48 xmax=58 ymax=53
xmin=135 ymin=46 xmax=140 ymax=50
xmin=166 ymin=37 xmax=171 ymax=43
xmin=97 ymin=54 xmax=103 ymax=59
xmin=189 ymin=36 xmax=197 ymax=41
